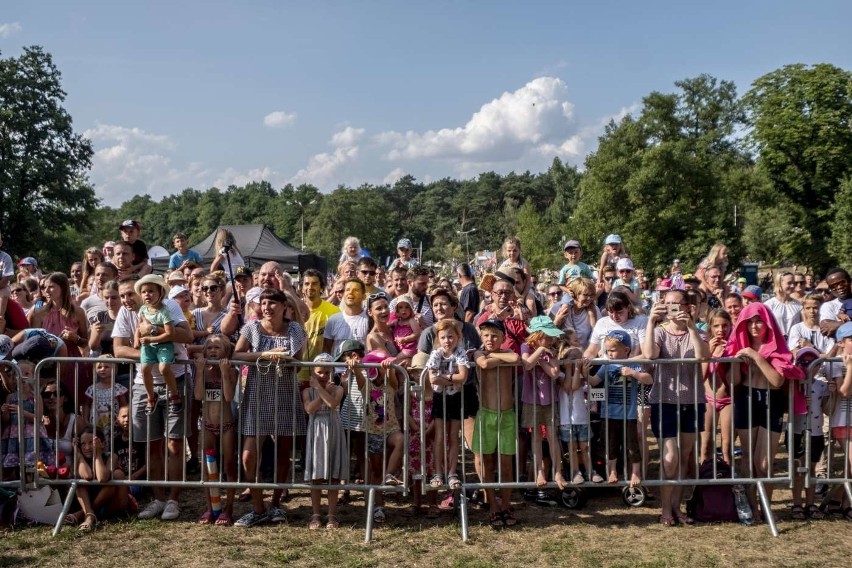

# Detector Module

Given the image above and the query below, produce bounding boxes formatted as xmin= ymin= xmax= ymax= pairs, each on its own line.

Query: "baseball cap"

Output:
xmin=245 ymin=286 xmax=263 ymax=305
xmin=563 ymin=240 xmax=582 ymax=251
xmin=616 ymin=258 xmax=634 ymax=272
xmin=397 ymin=238 xmax=412 ymax=250
xmin=737 ymin=277 xmax=747 ymax=284
xmin=478 ymin=319 xmax=506 ymax=335
xmin=741 ymin=285 xmax=762 ymax=302
xmin=605 ymin=329 xmax=632 ymax=349
xmin=335 ymin=339 xmax=365 ymax=362
xmin=18 ymin=257 xmax=37 ymax=267
xmin=683 ymin=273 xmax=701 ymax=284
xmin=168 ymin=285 xmax=190 ymax=300
xmin=527 ymin=315 xmax=563 ymax=337
xmin=119 ymin=219 xmax=141 ymax=230
xmin=234 ymin=266 xmax=253 ymax=279
xmin=794 ymin=347 xmax=821 ymax=365
xmin=605 ymin=234 xmax=622 ymax=245
xmin=836 ymin=322 xmax=852 ymax=343
xmin=0 ymin=335 xmax=13 ymax=360
xmin=313 ymin=353 xmax=334 ymax=363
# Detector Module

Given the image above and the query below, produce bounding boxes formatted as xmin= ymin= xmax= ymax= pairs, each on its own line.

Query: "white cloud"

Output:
xmin=0 ymin=22 xmax=22 ymax=38
xmin=382 ymin=167 xmax=407 ymax=185
xmin=289 ymin=126 xmax=364 ymax=187
xmin=379 ymin=77 xmax=578 ymax=163
xmin=263 ymin=111 xmax=297 ymax=128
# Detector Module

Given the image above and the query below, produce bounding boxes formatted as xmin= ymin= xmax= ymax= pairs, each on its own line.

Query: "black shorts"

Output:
xmin=651 ymin=403 xmax=705 ymax=439
xmin=432 ymin=391 xmax=463 ymax=422
xmin=733 ymin=387 xmax=784 ymax=433
xmin=793 ymin=434 xmax=825 ymax=463
xmin=462 ymin=381 xmax=480 ymax=419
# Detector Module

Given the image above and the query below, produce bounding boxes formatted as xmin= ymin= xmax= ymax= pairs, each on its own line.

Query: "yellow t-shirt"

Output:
xmin=298 ymin=300 xmax=340 ymax=380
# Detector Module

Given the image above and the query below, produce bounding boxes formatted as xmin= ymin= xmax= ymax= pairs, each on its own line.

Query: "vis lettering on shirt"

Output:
xmin=205 ymin=389 xmax=222 ymax=402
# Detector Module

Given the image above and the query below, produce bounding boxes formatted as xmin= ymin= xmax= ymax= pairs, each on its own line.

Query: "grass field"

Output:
xmin=2 ymin=484 xmax=852 ymax=568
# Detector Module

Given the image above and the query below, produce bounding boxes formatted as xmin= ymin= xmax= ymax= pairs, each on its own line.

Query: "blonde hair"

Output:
xmin=568 ymin=277 xmax=595 ymax=298
xmin=435 ymin=319 xmax=460 ymax=337
xmin=502 ymin=237 xmax=522 ymax=262
xmin=203 ymin=334 xmax=234 ymax=357
xmin=704 ymin=243 xmax=728 ymax=274
xmin=213 ymin=228 xmax=241 ymax=256
xmin=774 ymin=271 xmax=794 ymax=298
xmin=341 ymin=236 xmax=361 ymax=256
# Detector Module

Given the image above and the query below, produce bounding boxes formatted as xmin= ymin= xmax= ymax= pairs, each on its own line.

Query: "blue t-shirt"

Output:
xmin=596 ymin=363 xmax=641 ymax=420
xmin=169 ymin=249 xmax=203 ymax=269
xmin=558 ymin=262 xmax=594 ymax=285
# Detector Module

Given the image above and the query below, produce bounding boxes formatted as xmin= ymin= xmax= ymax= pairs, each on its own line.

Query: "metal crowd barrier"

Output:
xmin=804 ymin=358 xmax=852 ymax=515
xmin=0 ymin=361 xmax=26 ymax=492
xmin=418 ymin=356 xmax=796 ymax=540
xmin=27 ymin=356 xmax=409 ymax=542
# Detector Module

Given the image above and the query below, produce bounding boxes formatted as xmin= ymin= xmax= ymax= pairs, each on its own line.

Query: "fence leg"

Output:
xmin=844 ymin=481 xmax=852 ymax=505
xmin=52 ymin=482 xmax=78 ymax=537
xmin=756 ymin=482 xmax=778 ymax=537
xmin=458 ymin=490 xmax=470 ymax=542
xmin=364 ymin=488 xmax=376 ymax=543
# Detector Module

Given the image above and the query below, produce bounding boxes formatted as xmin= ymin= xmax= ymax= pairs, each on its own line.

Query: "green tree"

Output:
xmin=0 ymin=46 xmax=97 ymax=269
xmin=743 ymin=63 xmax=852 ymax=270
xmin=828 ymin=176 xmax=852 ymax=273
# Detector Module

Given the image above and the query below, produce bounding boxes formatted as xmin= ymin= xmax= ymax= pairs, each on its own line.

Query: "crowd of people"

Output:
xmin=0 ymin=224 xmax=851 ymax=534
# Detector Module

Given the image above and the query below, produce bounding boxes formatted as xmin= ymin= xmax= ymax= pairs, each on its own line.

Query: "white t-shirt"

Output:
xmin=549 ymin=298 xmax=600 ymax=349
xmin=792 ymin=377 xmax=829 ymax=434
xmin=587 ymin=315 xmax=649 ymax=358
xmin=765 ymin=297 xmax=802 ymax=336
xmin=820 ymin=298 xmax=841 ymax=323
xmin=111 ymin=299 xmax=188 ymax=385
xmin=323 ymin=310 xmax=369 ymax=356
xmin=0 ymin=251 xmax=13 ymax=281
xmin=787 ymin=322 xmax=835 ymax=354
xmin=559 ymin=385 xmax=589 ymax=426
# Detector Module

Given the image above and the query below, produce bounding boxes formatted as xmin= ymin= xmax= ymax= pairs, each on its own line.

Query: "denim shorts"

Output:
xmin=559 ymin=424 xmax=590 ymax=443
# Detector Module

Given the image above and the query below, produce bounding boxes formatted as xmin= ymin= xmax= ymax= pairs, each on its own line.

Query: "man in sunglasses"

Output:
xmin=596 ymin=264 xmax=617 ymax=313
xmin=819 ymin=269 xmax=850 ymax=337
xmin=357 ymin=257 xmax=383 ymax=296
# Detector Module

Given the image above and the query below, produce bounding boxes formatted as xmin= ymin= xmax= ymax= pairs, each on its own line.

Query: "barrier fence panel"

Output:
xmin=806 ymin=358 xmax=852 ymax=515
xmin=0 ymin=361 xmax=27 ymax=492
xmin=28 ymin=357 xmax=409 ymax=542
xmin=418 ymin=356 xmax=795 ymax=541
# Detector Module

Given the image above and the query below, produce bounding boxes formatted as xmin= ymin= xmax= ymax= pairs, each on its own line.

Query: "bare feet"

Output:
xmin=536 ymin=471 xmax=548 ymax=488
xmin=608 ymin=471 xmax=618 ymax=484
xmin=555 ymin=471 xmax=568 ymax=490
xmin=629 ymin=472 xmax=641 ymax=488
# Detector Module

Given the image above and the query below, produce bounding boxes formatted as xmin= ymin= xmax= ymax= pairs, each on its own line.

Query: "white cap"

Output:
xmin=168 ymin=285 xmax=190 ymax=300
xmin=616 ymin=258 xmax=634 ymax=272
xmin=245 ymin=287 xmax=263 ymax=305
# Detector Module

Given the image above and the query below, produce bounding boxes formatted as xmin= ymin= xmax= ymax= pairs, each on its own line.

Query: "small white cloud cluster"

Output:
xmin=0 ymin=22 xmax=22 ymax=38
xmin=263 ymin=110 xmax=297 ymax=128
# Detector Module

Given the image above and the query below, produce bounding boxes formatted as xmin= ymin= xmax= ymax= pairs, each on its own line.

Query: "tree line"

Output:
xmin=2 ymin=47 xmax=852 ymax=277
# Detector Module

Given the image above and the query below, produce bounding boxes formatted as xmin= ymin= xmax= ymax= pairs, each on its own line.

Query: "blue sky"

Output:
xmin=2 ymin=1 xmax=850 ymax=206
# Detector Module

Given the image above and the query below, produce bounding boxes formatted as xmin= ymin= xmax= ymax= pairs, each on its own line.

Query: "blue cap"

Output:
xmin=742 ymin=285 xmax=762 ymax=301
xmin=837 ymin=322 xmax=852 ymax=342
xmin=605 ymin=234 xmax=622 ymax=245
xmin=605 ymin=329 xmax=631 ymax=349
xmin=397 ymin=238 xmax=412 ymax=250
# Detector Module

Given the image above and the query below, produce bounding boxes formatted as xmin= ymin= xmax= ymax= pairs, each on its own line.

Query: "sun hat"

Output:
xmin=134 ymin=274 xmax=169 ymax=297
xmin=245 ymin=286 xmax=263 ymax=305
xmin=527 ymin=315 xmax=564 ymax=337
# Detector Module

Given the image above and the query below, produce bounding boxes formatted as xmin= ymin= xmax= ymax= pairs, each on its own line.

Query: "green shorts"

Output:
xmin=471 ymin=407 xmax=517 ymax=456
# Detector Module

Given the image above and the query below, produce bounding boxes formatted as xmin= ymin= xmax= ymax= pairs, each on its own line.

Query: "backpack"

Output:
xmin=687 ymin=459 xmax=739 ymax=523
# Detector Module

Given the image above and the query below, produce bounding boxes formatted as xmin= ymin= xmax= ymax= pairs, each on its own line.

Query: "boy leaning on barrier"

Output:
xmin=472 ymin=318 xmax=521 ymax=529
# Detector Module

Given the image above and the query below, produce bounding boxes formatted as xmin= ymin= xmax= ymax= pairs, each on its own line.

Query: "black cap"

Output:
xmin=234 ymin=266 xmax=253 ymax=278
xmin=478 ymin=319 xmax=506 ymax=335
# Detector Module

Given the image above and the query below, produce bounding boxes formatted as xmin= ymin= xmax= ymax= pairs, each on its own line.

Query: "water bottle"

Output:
xmin=732 ymin=484 xmax=754 ymax=525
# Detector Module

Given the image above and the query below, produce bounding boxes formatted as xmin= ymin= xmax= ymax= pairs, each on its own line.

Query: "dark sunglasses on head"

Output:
xmin=201 ymin=285 xmax=221 ymax=293
xmin=367 ymin=292 xmax=388 ymax=303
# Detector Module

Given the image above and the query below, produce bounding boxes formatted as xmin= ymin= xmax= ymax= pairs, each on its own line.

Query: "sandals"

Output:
xmin=429 ymin=473 xmax=444 ymax=488
xmin=383 ymin=473 xmax=402 ymax=486
xmin=326 ymin=515 xmax=340 ymax=529
xmin=145 ymin=393 xmax=158 ymax=415
xmin=791 ymin=505 xmax=806 ymax=520
xmin=674 ymin=511 xmax=694 ymax=525
xmin=489 ymin=512 xmax=505 ymax=529
xmin=447 ymin=473 xmax=462 ymax=490
xmin=308 ymin=514 xmax=322 ymax=530
xmin=659 ymin=514 xmax=676 ymax=527
xmin=215 ymin=512 xmax=233 ymax=526
xmin=63 ymin=513 xmax=80 ymax=526
xmin=805 ymin=504 xmax=824 ymax=520
xmin=198 ymin=510 xmax=215 ymax=525
xmin=501 ymin=510 xmax=518 ymax=527
xmin=78 ymin=513 xmax=97 ymax=533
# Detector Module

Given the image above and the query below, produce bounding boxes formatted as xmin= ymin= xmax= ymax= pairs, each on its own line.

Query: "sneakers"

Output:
xmin=161 ymin=499 xmax=181 ymax=521
xmin=267 ymin=506 xmax=287 ymax=523
xmin=168 ymin=394 xmax=183 ymax=415
xmin=234 ymin=510 xmax=270 ymax=527
xmin=138 ymin=499 xmax=166 ymax=520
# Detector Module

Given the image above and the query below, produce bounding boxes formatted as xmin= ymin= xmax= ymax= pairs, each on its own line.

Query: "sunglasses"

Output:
xmin=42 ymin=391 xmax=58 ymax=399
xmin=816 ymin=288 xmax=831 ymax=294
xmin=828 ymin=280 xmax=848 ymax=290
xmin=794 ymin=280 xmax=806 ymax=286
xmin=10 ymin=289 xmax=23 ymax=294
xmin=200 ymin=285 xmax=221 ymax=293
xmin=367 ymin=292 xmax=389 ymax=303
xmin=360 ymin=270 xmax=377 ymax=276
xmin=548 ymin=291 xmax=562 ymax=297
xmin=604 ymin=276 xmax=617 ymax=282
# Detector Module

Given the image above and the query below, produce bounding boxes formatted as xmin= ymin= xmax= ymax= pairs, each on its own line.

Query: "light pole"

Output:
xmin=457 ymin=228 xmax=476 ymax=262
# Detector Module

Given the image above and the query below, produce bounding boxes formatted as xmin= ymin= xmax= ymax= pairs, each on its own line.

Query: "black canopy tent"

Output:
xmin=151 ymin=224 xmax=326 ymax=274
